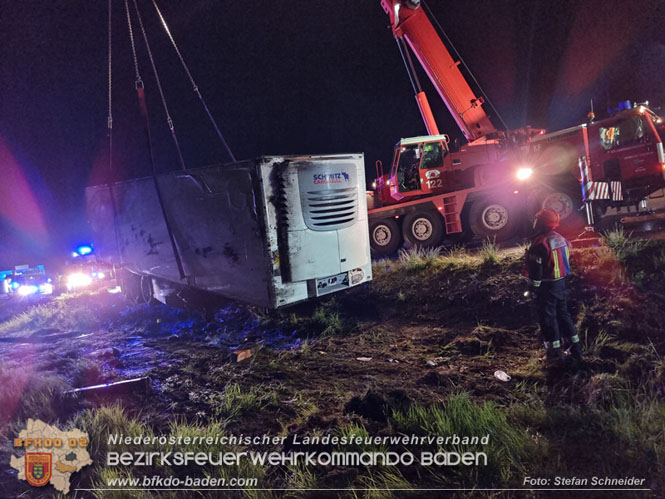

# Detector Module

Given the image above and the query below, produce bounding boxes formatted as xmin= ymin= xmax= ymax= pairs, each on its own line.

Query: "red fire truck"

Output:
xmin=366 ymin=0 xmax=665 ymax=256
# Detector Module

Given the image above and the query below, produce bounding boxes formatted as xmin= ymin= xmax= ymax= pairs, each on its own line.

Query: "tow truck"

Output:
xmin=366 ymin=0 xmax=665 ymax=255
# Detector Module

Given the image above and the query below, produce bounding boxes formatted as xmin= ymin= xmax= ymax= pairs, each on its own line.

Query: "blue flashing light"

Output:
xmin=618 ymin=100 xmax=632 ymax=111
xmin=76 ymin=245 xmax=94 ymax=256
xmin=609 ymin=100 xmax=633 ymax=115
xmin=11 ymin=281 xmax=20 ymax=289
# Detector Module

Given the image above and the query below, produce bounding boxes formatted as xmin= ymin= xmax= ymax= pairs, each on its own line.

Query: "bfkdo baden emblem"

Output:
xmin=25 ymin=453 xmax=52 ymax=487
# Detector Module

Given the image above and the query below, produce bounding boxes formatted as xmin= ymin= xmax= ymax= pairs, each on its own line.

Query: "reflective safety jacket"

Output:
xmin=525 ymin=230 xmax=572 ymax=281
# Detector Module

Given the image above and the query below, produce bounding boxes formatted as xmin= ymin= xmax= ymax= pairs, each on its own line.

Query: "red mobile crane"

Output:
xmin=367 ymin=0 xmax=665 ymax=256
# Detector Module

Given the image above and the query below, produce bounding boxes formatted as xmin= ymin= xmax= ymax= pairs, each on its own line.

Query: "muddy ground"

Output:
xmin=1 ymin=239 xmax=664 ymax=497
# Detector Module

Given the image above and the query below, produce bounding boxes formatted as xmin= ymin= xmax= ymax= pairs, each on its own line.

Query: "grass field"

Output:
xmin=1 ymin=234 xmax=664 ymax=497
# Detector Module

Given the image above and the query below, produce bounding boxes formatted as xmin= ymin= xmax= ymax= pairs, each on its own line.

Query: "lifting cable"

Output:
xmin=125 ymin=0 xmax=188 ymax=282
xmin=131 ymin=0 xmax=187 ymax=171
xmin=107 ymin=0 xmax=113 ymax=172
xmin=421 ymin=0 xmax=509 ymax=132
xmin=125 ymin=0 xmax=146 ymax=122
xmin=107 ymin=0 xmax=122 ymax=269
xmin=150 ymin=0 xmax=236 ymax=162
xmin=396 ymin=37 xmax=423 ymax=95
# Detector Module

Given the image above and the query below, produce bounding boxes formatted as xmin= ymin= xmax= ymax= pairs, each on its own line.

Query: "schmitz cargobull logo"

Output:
xmin=313 ymin=171 xmax=350 ymax=184
xmin=25 ymin=452 xmax=52 ymax=487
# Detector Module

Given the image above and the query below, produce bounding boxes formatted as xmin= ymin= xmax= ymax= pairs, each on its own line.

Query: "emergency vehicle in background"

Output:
xmin=366 ymin=0 xmax=665 ymax=256
xmin=5 ymin=265 xmax=53 ymax=297
xmin=63 ymin=244 xmax=114 ymax=291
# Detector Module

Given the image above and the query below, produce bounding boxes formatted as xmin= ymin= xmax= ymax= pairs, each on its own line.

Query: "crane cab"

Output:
xmin=378 ymin=134 xmax=450 ymax=205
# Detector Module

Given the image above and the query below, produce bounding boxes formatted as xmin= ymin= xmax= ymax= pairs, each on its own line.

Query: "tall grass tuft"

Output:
xmin=211 ymin=383 xmax=277 ymax=422
xmin=602 ymin=227 xmax=648 ymax=261
xmin=478 ymin=238 xmax=500 ymax=265
xmin=397 ymin=246 xmax=441 ymax=271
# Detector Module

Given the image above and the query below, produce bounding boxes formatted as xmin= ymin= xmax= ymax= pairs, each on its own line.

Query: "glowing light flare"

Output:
xmin=76 ymin=245 xmax=93 ymax=256
xmin=66 ymin=273 xmax=93 ymax=291
xmin=0 ymin=139 xmax=49 ymax=246
xmin=516 ymin=168 xmax=533 ymax=181
xmin=18 ymin=285 xmax=38 ymax=296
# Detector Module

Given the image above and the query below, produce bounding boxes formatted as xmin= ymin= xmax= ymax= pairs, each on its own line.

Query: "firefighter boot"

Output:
xmin=544 ymin=346 xmax=564 ymax=368
xmin=567 ymin=340 xmax=584 ymax=370
xmin=569 ymin=342 xmax=582 ymax=360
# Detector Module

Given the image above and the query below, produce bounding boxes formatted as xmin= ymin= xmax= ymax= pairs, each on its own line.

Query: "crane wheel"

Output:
xmin=468 ymin=198 xmax=518 ymax=241
xmin=527 ymin=185 xmax=585 ymax=235
xmin=369 ymin=218 xmax=403 ymax=257
xmin=402 ymin=211 xmax=444 ymax=248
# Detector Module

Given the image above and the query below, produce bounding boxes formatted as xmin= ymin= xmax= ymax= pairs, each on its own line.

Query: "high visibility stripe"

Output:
xmin=587 ymin=181 xmax=611 ymax=200
xmin=563 ymin=247 xmax=571 ymax=275
xmin=553 ymin=250 xmax=561 ymax=279
xmin=611 ymin=181 xmax=623 ymax=201
xmin=553 ymin=340 xmax=561 ymax=348
xmin=571 ymin=335 xmax=580 ymax=343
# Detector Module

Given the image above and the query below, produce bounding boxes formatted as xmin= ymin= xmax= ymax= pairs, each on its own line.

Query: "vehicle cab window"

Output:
xmin=420 ymin=141 xmax=445 ymax=170
xmin=395 ymin=144 xmax=422 ymax=192
xmin=599 ymin=116 xmax=646 ymax=150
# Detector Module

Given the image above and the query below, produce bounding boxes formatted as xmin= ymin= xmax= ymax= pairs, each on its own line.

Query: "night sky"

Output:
xmin=1 ymin=0 xmax=664 ymax=270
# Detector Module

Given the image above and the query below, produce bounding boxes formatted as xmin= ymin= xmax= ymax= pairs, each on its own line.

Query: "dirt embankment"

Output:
xmin=1 ymin=238 xmax=664 ymax=496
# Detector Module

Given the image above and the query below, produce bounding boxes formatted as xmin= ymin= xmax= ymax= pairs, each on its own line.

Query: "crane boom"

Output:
xmin=380 ymin=0 xmax=497 ymax=142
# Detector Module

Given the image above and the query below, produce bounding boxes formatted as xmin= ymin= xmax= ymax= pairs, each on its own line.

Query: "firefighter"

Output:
xmin=525 ymin=208 xmax=583 ymax=366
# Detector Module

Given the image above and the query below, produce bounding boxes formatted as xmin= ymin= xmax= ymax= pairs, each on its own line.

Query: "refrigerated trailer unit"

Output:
xmin=86 ymin=154 xmax=372 ymax=308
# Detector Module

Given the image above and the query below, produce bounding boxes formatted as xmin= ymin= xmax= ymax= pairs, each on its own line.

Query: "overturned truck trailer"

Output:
xmin=86 ymin=154 xmax=372 ymax=308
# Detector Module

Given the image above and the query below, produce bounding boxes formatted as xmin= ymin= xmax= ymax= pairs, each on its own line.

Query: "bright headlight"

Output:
xmin=18 ymin=285 xmax=38 ymax=296
xmin=66 ymin=273 xmax=93 ymax=290
xmin=516 ymin=168 xmax=533 ymax=181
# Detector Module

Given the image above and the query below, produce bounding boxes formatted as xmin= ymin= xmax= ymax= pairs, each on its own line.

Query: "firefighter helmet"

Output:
xmin=534 ymin=208 xmax=560 ymax=229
